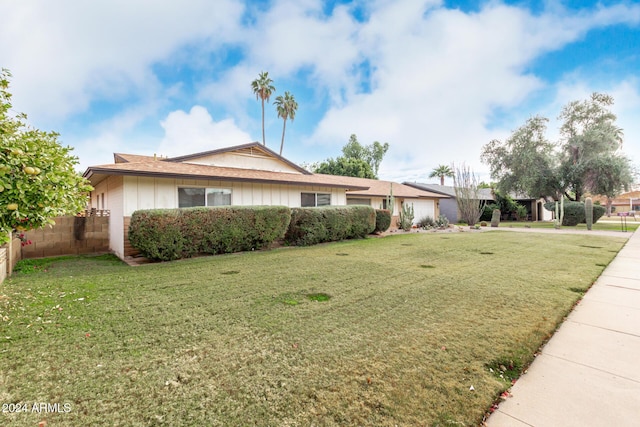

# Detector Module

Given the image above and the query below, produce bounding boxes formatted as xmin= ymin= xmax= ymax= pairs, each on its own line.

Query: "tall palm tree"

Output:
xmin=251 ymin=71 xmax=276 ymax=146
xmin=429 ymin=164 xmax=454 ymax=186
xmin=273 ymin=91 xmax=298 ymax=156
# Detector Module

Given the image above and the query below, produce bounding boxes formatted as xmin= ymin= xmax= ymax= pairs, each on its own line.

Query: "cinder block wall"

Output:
xmin=21 ymin=215 xmax=110 ymax=259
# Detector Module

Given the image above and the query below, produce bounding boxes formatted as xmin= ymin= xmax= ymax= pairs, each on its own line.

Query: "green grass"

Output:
xmin=0 ymin=232 xmax=627 ymax=426
xmin=495 ymin=220 xmax=639 ymax=232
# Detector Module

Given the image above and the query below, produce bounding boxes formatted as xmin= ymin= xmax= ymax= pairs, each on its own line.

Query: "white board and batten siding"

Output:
xmin=121 ymin=176 xmax=347 ymax=215
xmin=92 ymin=175 xmax=125 ymax=259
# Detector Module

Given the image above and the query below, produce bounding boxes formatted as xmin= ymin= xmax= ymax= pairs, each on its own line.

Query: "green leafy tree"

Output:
xmin=428 ymin=164 xmax=454 ymax=186
xmin=0 ymin=69 xmax=92 ymax=244
xmin=558 ymin=93 xmax=624 ymax=201
xmin=584 ymin=154 xmax=635 ymax=215
xmin=328 ymin=134 xmax=389 ymax=178
xmin=273 ymin=91 xmax=298 ymax=156
xmin=481 ymin=115 xmax=560 ymax=200
xmin=314 ymin=157 xmax=376 ymax=179
xmin=251 ymin=71 xmax=276 ymax=146
xmin=481 ymin=93 xmax=632 ymax=203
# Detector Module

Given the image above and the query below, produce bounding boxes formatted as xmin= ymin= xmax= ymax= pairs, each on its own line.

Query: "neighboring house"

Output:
xmin=592 ymin=191 xmax=640 ymax=215
xmin=403 ymin=183 xmax=552 ymax=222
xmin=83 ymin=142 xmax=445 ymax=259
xmin=341 ymin=177 xmax=448 ymax=226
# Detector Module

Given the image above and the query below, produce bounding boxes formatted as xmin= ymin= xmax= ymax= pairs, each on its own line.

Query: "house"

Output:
xmin=341 ymin=177 xmax=448 ymax=225
xmin=403 ymin=183 xmax=552 ymax=222
xmin=83 ymin=142 xmax=444 ymax=259
xmin=591 ymin=191 xmax=640 ymax=215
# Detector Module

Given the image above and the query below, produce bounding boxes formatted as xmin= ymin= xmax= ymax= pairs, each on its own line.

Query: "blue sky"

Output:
xmin=2 ymin=0 xmax=639 ymax=183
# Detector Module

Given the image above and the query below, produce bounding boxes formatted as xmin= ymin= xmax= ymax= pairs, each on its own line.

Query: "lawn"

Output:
xmin=0 ymin=232 xmax=627 ymax=426
xmin=495 ymin=220 xmax=639 ymax=232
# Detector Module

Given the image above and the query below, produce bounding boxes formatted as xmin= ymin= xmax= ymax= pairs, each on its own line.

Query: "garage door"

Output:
xmin=405 ymin=199 xmax=435 ymax=225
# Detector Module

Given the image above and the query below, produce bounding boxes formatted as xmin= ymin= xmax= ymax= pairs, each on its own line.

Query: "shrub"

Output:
xmin=591 ymin=204 xmax=606 ymax=223
xmin=374 ymin=209 xmax=391 ymax=233
xmin=129 ymin=206 xmax=291 ymax=261
xmin=514 ymin=204 xmax=529 ymax=221
xmin=285 ymin=206 xmax=375 ymax=246
xmin=417 ymin=215 xmax=436 ymax=229
xmin=480 ymin=204 xmax=498 ymax=222
xmin=435 ymin=215 xmax=449 ymax=228
xmin=128 ymin=210 xmax=187 ymax=261
xmin=544 ymin=201 xmax=607 ymax=226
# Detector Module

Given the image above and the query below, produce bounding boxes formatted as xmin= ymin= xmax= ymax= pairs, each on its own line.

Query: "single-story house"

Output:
xmin=402 ymin=183 xmax=552 ymax=223
xmin=341 ymin=177 xmax=448 ymax=226
xmin=591 ymin=190 xmax=640 ymax=215
xmin=83 ymin=142 xmax=445 ymax=259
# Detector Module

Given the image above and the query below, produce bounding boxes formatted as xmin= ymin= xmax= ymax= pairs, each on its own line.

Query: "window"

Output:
xmin=301 ymin=192 xmax=331 ymax=207
xmin=347 ymin=198 xmax=371 ymax=206
xmin=178 ymin=187 xmax=231 ymax=208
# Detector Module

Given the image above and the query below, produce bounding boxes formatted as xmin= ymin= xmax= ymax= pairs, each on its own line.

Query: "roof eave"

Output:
xmin=83 ymin=167 xmax=369 ymax=191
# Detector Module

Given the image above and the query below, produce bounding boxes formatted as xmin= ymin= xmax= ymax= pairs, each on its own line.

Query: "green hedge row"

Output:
xmin=284 ymin=205 xmax=376 ymax=246
xmin=129 ymin=206 xmax=291 ymax=261
xmin=543 ymin=201 xmax=606 ymax=226
xmin=374 ymin=209 xmax=392 ymax=233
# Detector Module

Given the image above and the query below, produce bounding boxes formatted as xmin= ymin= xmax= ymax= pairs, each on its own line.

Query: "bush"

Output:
xmin=417 ymin=215 xmax=436 ymax=229
xmin=374 ymin=209 xmax=391 ymax=233
xmin=285 ymin=206 xmax=375 ymax=246
xmin=480 ymin=204 xmax=498 ymax=222
xmin=435 ymin=215 xmax=449 ymax=228
xmin=591 ymin=204 xmax=606 ymax=223
xmin=129 ymin=206 xmax=291 ymax=261
xmin=128 ymin=210 xmax=187 ymax=261
xmin=544 ymin=201 xmax=607 ymax=226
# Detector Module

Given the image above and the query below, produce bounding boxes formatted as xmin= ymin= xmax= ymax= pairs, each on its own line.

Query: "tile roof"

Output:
xmin=84 ymin=158 xmax=370 ymax=190
xmin=165 ymin=142 xmax=310 ymax=174
xmin=403 ymin=182 xmax=494 ymax=199
xmin=326 ymin=176 xmax=449 ymax=199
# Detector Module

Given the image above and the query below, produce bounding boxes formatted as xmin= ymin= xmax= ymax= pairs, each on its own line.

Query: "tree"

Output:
xmin=584 ymin=154 xmax=635 ymax=216
xmin=0 ymin=69 xmax=93 ymax=244
xmin=453 ymin=164 xmax=486 ymax=226
xmin=273 ymin=91 xmax=298 ymax=156
xmin=481 ymin=93 xmax=633 ymax=203
xmin=313 ymin=157 xmax=376 ymax=179
xmin=251 ymin=71 xmax=276 ymax=146
xmin=428 ymin=164 xmax=454 ymax=186
xmin=340 ymin=134 xmax=389 ymax=178
xmin=481 ymin=116 xmax=560 ymax=200
xmin=558 ymin=93 xmax=623 ymax=202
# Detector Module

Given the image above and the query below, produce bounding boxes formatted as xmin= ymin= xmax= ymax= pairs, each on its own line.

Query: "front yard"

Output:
xmin=0 ymin=232 xmax=627 ymax=426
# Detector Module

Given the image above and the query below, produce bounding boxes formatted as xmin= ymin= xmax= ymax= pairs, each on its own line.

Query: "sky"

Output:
xmin=2 ymin=0 xmax=640 ymax=184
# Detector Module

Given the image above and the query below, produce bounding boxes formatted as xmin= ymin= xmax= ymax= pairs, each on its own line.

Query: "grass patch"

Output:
xmin=307 ymin=293 xmax=331 ymax=302
xmin=0 ymin=232 xmax=626 ymax=426
xmin=500 ymin=220 xmax=639 ymax=232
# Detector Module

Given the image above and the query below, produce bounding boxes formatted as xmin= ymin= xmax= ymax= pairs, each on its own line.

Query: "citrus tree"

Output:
xmin=1 ymin=69 xmax=92 ymax=244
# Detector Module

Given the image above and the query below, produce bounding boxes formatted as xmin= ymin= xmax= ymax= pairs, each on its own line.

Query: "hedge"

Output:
xmin=374 ymin=209 xmax=391 ymax=233
xmin=284 ymin=205 xmax=376 ymax=246
xmin=543 ymin=201 xmax=606 ymax=226
xmin=129 ymin=206 xmax=291 ymax=261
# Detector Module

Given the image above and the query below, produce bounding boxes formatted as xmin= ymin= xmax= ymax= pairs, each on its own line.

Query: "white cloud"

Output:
xmin=157 ymin=106 xmax=253 ymax=157
xmin=304 ymin=1 xmax=640 ymax=181
xmin=0 ymin=0 xmax=245 ymax=122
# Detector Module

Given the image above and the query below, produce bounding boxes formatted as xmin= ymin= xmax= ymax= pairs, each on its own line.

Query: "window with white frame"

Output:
xmin=301 ymin=192 xmax=331 ymax=207
xmin=178 ymin=187 xmax=232 ymax=208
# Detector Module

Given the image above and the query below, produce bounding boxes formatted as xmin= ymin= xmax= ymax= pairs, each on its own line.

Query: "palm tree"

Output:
xmin=429 ymin=164 xmax=454 ymax=186
xmin=273 ymin=91 xmax=298 ymax=156
xmin=251 ymin=71 xmax=276 ymax=146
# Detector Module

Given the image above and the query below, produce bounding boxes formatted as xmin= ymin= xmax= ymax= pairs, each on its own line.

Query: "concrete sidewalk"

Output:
xmin=486 ymin=228 xmax=640 ymax=427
